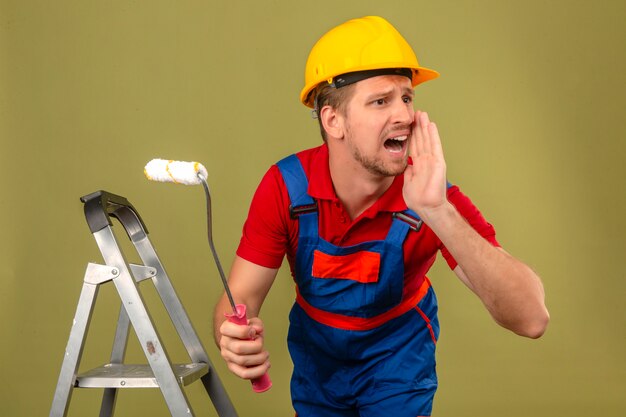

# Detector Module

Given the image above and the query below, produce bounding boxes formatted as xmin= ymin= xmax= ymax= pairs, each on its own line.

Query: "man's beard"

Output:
xmin=352 ymin=146 xmax=408 ymax=177
xmin=345 ymin=127 xmax=409 ymax=177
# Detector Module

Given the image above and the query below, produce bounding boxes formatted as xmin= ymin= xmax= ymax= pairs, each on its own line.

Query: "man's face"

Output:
xmin=341 ymin=75 xmax=415 ymax=177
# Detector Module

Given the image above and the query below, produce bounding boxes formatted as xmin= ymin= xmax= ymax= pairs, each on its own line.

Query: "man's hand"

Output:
xmin=218 ymin=316 xmax=271 ymax=381
xmin=402 ymin=110 xmax=449 ymax=220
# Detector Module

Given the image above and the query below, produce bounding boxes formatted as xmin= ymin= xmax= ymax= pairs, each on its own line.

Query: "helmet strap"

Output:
xmin=331 ymin=68 xmax=413 ymax=89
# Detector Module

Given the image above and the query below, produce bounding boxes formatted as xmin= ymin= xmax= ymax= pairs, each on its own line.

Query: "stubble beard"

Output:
xmin=352 ymin=147 xmax=408 ymax=177
xmin=345 ymin=127 xmax=409 ymax=177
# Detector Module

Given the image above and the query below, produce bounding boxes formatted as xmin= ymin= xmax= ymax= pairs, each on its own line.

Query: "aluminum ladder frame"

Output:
xmin=50 ymin=190 xmax=238 ymax=417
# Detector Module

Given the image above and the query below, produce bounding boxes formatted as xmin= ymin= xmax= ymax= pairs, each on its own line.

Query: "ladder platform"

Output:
xmin=76 ymin=363 xmax=209 ymax=388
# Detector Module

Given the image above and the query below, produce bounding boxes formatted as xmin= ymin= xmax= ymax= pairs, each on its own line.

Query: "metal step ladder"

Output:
xmin=50 ymin=190 xmax=238 ymax=417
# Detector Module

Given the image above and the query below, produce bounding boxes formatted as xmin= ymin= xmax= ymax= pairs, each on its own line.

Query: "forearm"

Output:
xmin=422 ymin=202 xmax=549 ymax=338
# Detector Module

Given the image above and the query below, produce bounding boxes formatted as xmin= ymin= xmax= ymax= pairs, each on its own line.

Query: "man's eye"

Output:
xmin=403 ymin=96 xmax=413 ymax=104
xmin=374 ymin=99 xmax=385 ymax=105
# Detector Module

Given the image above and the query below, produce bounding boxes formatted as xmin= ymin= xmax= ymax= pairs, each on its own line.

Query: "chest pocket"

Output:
xmin=312 ymin=249 xmax=381 ymax=283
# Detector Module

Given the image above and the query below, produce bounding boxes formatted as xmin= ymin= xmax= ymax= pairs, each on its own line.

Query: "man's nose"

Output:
xmin=391 ymin=99 xmax=414 ymax=125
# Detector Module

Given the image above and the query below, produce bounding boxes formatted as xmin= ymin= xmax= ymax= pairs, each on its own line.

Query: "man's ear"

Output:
xmin=319 ymin=105 xmax=345 ymax=140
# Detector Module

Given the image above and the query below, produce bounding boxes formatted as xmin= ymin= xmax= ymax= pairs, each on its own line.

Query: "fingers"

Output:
xmin=411 ymin=110 xmax=443 ymax=158
xmin=219 ymin=319 xmax=270 ymax=380
xmin=411 ymin=110 xmax=431 ymax=156
xmin=404 ymin=110 xmax=448 ymax=215
xmin=221 ymin=336 xmax=269 ymax=368
xmin=409 ymin=110 xmax=421 ymax=160
xmin=419 ymin=111 xmax=432 ymax=154
xmin=225 ymin=357 xmax=271 ymax=380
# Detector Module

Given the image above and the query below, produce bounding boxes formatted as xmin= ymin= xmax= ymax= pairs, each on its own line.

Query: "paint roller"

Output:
xmin=144 ymin=158 xmax=272 ymax=393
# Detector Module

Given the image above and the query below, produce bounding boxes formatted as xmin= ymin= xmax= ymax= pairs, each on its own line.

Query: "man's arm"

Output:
xmin=403 ymin=110 xmax=549 ymax=338
xmin=213 ymin=255 xmax=279 ymax=380
xmin=434 ymin=206 xmax=548 ymax=338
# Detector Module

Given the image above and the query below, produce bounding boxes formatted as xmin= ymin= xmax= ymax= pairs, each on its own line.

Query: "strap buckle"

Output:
xmin=392 ymin=212 xmax=423 ymax=232
xmin=289 ymin=202 xmax=318 ymax=219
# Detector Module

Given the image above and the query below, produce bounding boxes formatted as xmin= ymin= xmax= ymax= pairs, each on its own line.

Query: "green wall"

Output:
xmin=1 ymin=1 xmax=624 ymax=416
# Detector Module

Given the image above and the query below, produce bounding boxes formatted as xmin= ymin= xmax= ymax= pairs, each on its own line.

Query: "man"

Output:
xmin=214 ymin=16 xmax=549 ymax=417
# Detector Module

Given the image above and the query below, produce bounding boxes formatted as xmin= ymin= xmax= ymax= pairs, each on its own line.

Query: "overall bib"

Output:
xmin=277 ymin=154 xmax=440 ymax=417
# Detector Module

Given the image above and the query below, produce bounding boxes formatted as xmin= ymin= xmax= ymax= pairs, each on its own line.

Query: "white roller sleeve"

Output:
xmin=144 ymin=159 xmax=208 ymax=185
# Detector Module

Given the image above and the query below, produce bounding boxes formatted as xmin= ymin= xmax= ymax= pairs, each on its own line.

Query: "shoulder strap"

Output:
xmin=276 ymin=154 xmax=318 ymax=218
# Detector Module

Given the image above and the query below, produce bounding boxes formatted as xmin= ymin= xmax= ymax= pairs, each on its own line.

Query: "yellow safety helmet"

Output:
xmin=300 ymin=16 xmax=439 ymax=108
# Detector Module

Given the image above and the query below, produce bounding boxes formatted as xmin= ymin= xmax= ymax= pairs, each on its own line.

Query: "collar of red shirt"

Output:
xmin=305 ymin=144 xmax=410 ymax=220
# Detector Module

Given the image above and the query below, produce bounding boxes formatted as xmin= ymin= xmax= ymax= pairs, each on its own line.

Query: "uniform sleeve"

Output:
xmin=236 ymin=165 xmax=291 ymax=269
xmin=440 ymin=185 xmax=500 ymax=270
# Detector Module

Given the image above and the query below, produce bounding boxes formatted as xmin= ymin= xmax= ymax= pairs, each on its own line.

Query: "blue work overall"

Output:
xmin=277 ymin=155 xmax=440 ymax=417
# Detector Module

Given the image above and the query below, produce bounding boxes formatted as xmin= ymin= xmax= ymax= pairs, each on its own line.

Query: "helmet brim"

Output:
xmin=300 ymin=65 xmax=440 ymax=108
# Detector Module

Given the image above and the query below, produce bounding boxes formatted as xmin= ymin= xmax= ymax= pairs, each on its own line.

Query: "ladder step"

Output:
xmin=76 ymin=363 xmax=209 ymax=388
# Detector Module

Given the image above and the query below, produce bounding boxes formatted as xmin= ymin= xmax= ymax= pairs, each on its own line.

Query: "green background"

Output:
xmin=1 ymin=1 xmax=624 ymax=416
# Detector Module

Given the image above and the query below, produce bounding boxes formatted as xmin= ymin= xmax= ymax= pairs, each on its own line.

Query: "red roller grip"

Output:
xmin=225 ymin=304 xmax=272 ymax=393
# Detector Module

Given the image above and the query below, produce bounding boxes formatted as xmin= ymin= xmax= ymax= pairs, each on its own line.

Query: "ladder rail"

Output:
xmin=99 ymin=304 xmax=131 ymax=417
xmin=50 ymin=278 xmax=100 ymax=416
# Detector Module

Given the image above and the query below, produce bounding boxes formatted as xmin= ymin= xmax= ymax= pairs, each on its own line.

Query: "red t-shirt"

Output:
xmin=237 ymin=144 xmax=499 ymax=295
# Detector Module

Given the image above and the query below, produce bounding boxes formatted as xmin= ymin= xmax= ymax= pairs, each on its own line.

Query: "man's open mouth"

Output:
xmin=384 ymin=135 xmax=408 ymax=153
